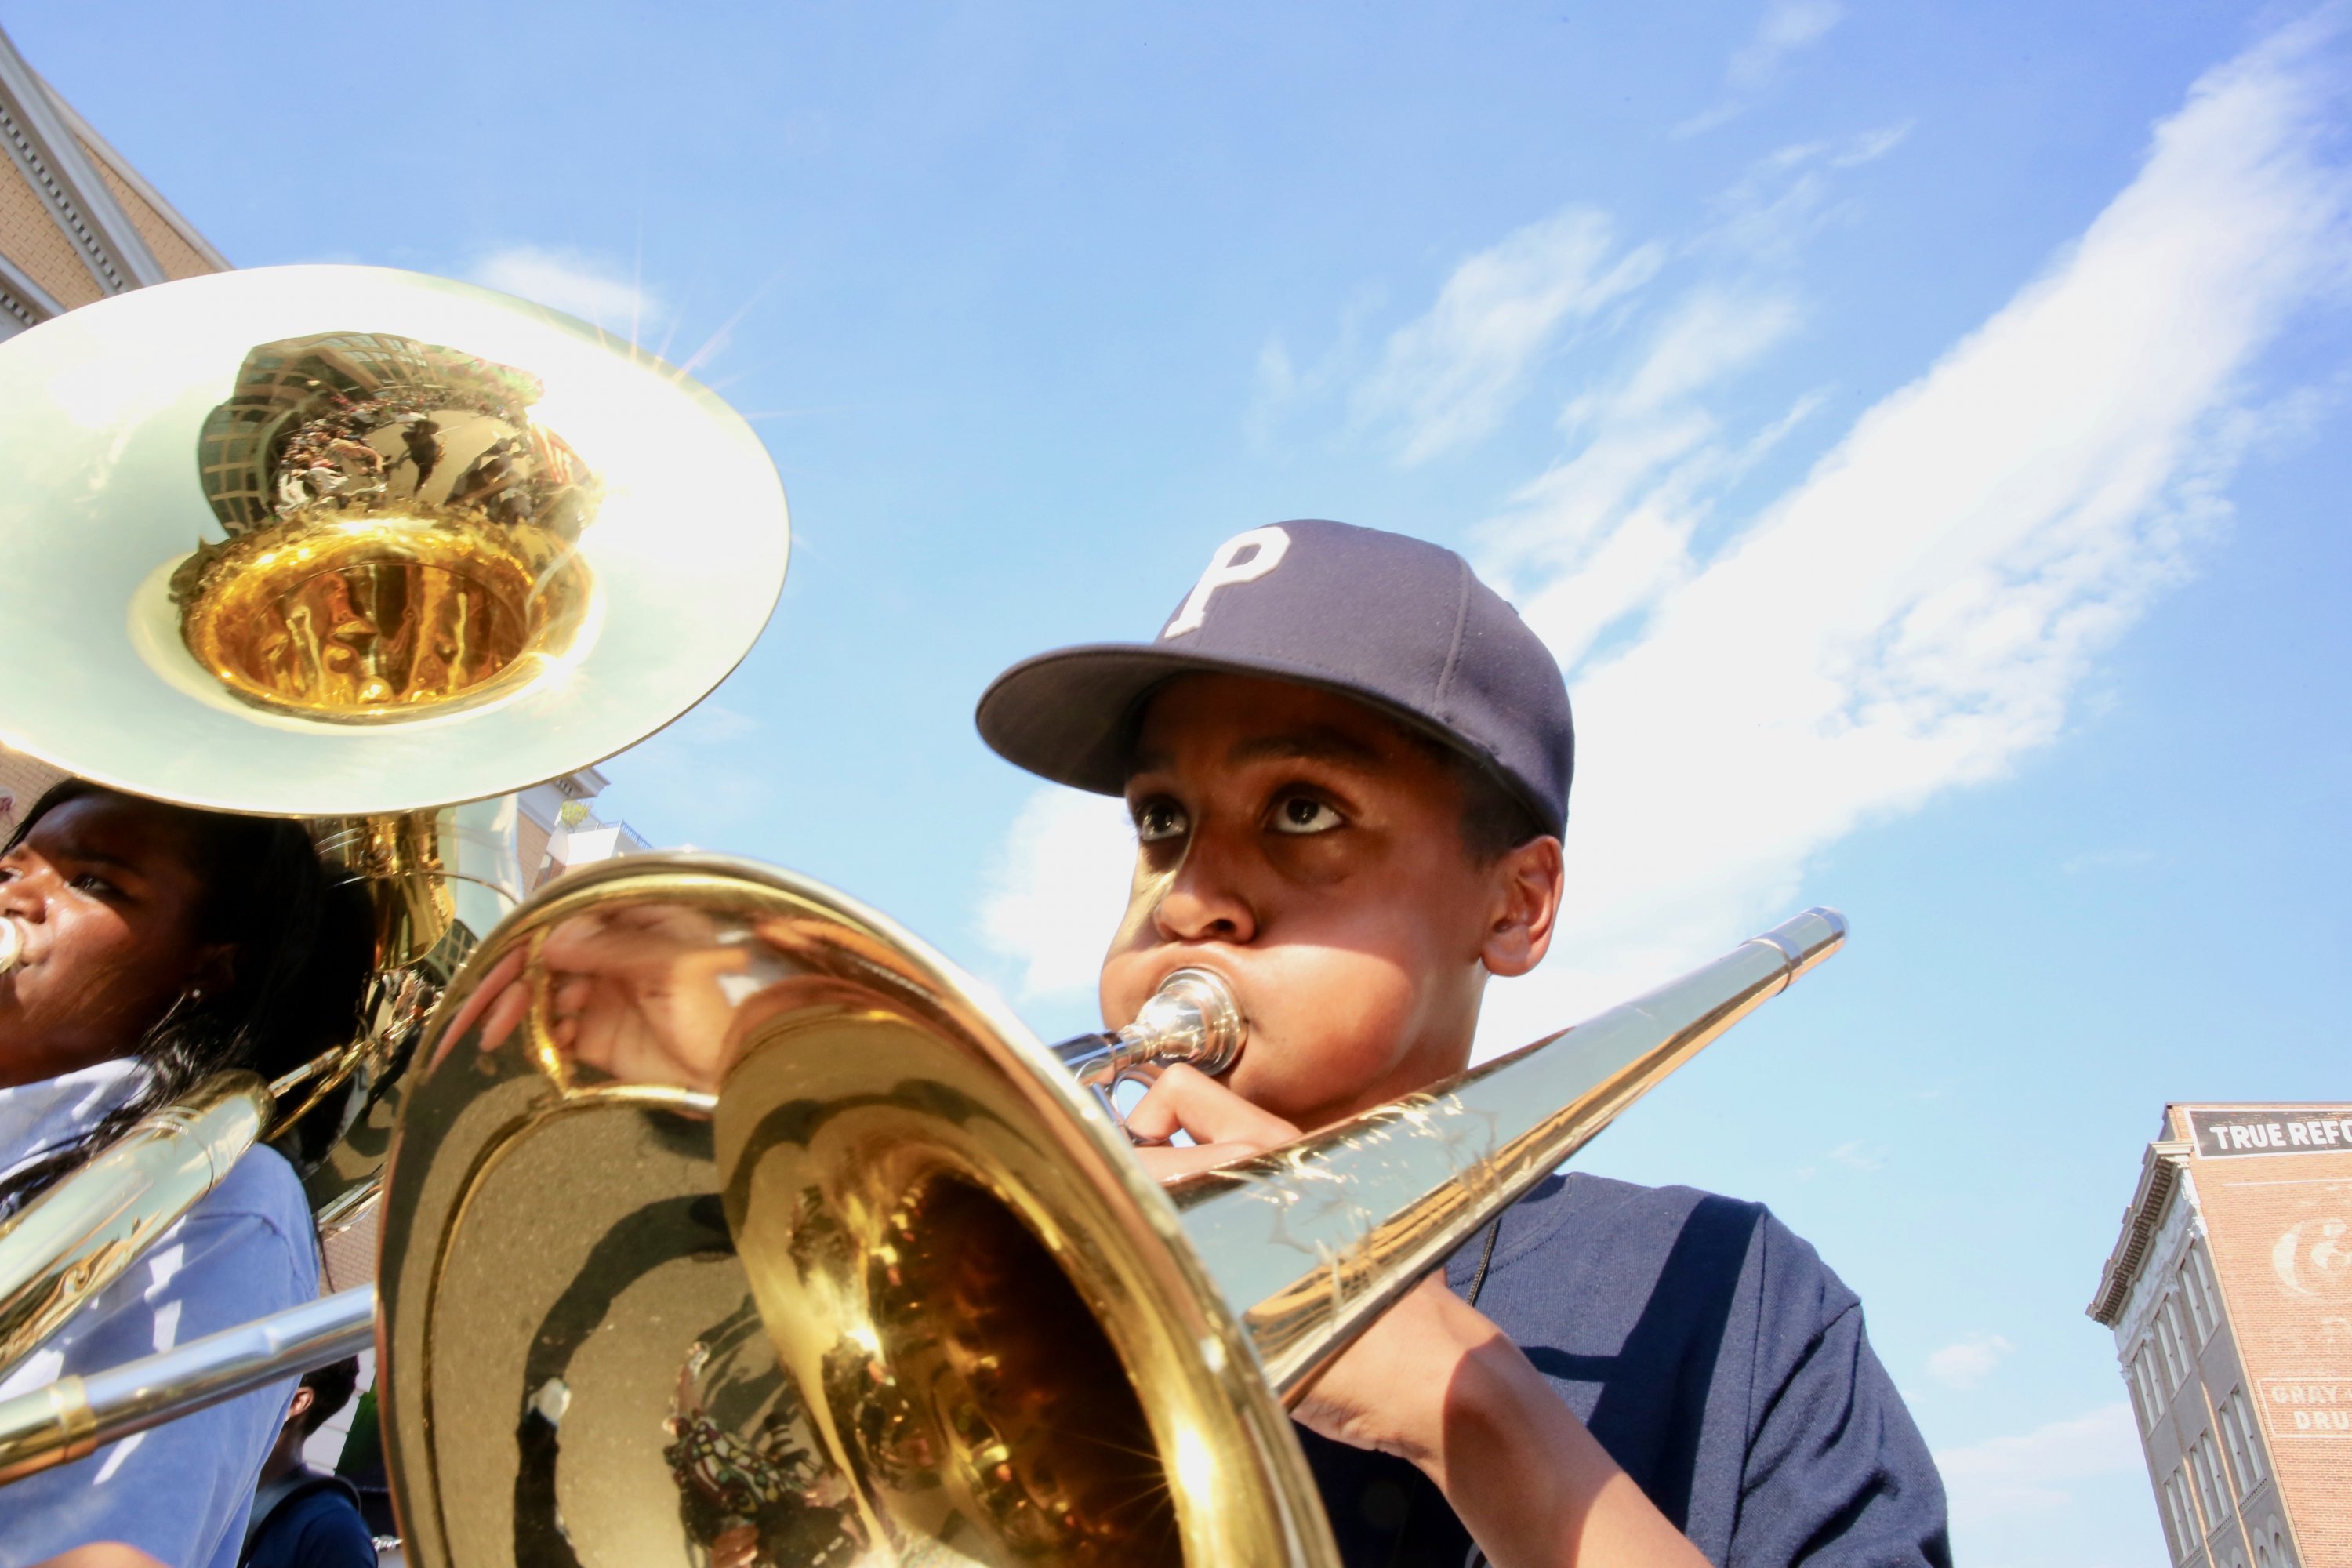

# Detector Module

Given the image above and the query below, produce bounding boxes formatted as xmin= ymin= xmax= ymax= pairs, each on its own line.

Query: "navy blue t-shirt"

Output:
xmin=1301 ymin=1174 xmax=1951 ymax=1566
xmin=240 ymin=1469 xmax=375 ymax=1568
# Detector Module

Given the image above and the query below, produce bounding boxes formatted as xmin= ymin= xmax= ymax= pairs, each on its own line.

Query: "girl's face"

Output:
xmin=0 ymin=794 xmax=231 ymax=1090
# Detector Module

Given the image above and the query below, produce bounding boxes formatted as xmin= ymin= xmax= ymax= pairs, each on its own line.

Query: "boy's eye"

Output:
xmin=1134 ymin=800 xmax=1189 ymax=844
xmin=1270 ymin=795 xmax=1344 ymax=836
xmin=68 ymin=873 xmax=118 ymax=896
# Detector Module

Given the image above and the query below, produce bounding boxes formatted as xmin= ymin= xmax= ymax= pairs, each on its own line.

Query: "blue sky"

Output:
xmin=13 ymin=3 xmax=2351 ymax=1560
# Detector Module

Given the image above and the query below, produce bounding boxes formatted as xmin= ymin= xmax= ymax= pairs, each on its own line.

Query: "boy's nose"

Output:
xmin=1152 ymin=837 xmax=1257 ymax=946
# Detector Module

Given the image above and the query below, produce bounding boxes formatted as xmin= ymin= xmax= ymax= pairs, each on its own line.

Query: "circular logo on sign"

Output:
xmin=2273 ymin=1215 xmax=2352 ymax=1300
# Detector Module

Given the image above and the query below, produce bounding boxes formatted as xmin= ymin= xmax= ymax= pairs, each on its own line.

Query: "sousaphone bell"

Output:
xmin=0 ymin=263 xmax=789 ymax=1369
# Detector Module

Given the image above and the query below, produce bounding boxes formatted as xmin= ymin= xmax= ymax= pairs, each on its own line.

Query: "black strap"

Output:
xmin=1464 ymin=1214 xmax=1504 ymax=1308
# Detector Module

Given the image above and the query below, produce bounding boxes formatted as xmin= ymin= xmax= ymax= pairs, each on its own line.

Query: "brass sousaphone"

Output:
xmin=0 ymin=264 xmax=789 ymax=1373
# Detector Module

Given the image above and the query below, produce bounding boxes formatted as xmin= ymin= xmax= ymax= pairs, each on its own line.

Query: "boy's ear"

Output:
xmin=1479 ymin=835 xmax=1563 ymax=979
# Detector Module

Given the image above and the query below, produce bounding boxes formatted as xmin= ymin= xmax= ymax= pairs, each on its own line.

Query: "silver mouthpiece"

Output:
xmin=1050 ymin=967 xmax=1248 ymax=1126
xmin=0 ymin=918 xmax=20 ymax=977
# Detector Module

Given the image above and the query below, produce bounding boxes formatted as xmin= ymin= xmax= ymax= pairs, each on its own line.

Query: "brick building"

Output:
xmin=1 ymin=22 xmax=227 ymax=336
xmin=2091 ymin=1104 xmax=2352 ymax=1568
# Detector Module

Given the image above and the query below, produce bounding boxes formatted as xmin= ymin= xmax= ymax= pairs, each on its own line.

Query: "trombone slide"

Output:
xmin=0 ymin=1287 xmax=374 ymax=1484
xmin=0 ymin=1073 xmax=272 ymax=1382
xmin=1174 ymin=907 xmax=1846 ymax=1395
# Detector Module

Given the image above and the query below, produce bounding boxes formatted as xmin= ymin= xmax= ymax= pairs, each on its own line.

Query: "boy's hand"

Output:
xmin=1120 ymin=1062 xmax=1301 ymax=1178
xmin=1120 ymin=1064 xmax=1712 ymax=1568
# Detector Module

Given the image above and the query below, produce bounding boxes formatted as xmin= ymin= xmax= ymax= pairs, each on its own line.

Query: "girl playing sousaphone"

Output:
xmin=0 ymin=782 xmax=372 ymax=1568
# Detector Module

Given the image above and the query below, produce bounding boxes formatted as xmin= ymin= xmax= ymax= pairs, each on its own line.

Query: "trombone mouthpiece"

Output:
xmin=1048 ymin=966 xmax=1249 ymax=1100
xmin=1127 ymin=967 xmax=1247 ymax=1076
xmin=0 ymin=919 xmax=20 ymax=976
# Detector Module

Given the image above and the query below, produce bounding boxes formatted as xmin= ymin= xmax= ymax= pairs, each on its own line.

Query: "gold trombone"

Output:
xmin=0 ymin=845 xmax=1842 ymax=1565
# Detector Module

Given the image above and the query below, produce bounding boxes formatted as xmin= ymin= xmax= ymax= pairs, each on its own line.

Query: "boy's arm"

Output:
xmin=1127 ymin=1067 xmax=1710 ymax=1568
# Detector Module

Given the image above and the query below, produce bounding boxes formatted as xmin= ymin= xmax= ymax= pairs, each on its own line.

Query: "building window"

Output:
xmin=2158 ymin=1305 xmax=2189 ymax=1388
xmin=2225 ymin=1389 xmax=2268 ymax=1488
xmin=2167 ymin=1292 xmax=2198 ymax=1374
xmin=2218 ymin=1389 xmax=2252 ymax=1492
xmin=2180 ymin=1250 xmax=2216 ymax=1341
xmin=2269 ymin=1518 xmax=2294 ymax=1568
xmin=2136 ymin=1344 xmax=2169 ymax=1425
xmin=2163 ymin=1468 xmax=2198 ymax=1562
xmin=2191 ymin=1241 xmax=2222 ymax=1316
xmin=2190 ymin=1429 xmax=2233 ymax=1525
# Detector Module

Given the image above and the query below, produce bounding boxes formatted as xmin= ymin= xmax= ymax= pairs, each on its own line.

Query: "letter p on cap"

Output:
xmin=1163 ymin=526 xmax=1292 ymax=638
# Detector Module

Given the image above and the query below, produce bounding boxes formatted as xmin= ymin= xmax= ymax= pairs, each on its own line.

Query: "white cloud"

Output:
xmin=1935 ymin=1403 xmax=2138 ymax=1519
xmin=1678 ymin=0 xmax=1847 ymax=137
xmin=1351 ymin=210 xmax=1662 ymax=464
xmin=976 ymin=787 xmax=1135 ymax=1000
xmin=1728 ymin=0 xmax=1846 ymax=91
xmin=469 ymin=245 xmax=662 ymax=338
xmin=1927 ymin=1330 xmax=2016 ymax=1389
xmin=1704 ymin=125 xmax=1915 ymax=262
xmin=973 ymin=20 xmax=2352 ymax=1038
xmin=1473 ymin=15 xmax=2352 ymax=1053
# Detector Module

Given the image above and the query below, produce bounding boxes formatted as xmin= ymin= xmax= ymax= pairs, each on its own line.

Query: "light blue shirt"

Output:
xmin=0 ymin=1060 xmax=319 ymax=1568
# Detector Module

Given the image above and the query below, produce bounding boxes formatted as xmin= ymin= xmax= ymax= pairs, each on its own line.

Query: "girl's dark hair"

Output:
xmin=0 ymin=780 xmax=376 ymax=1219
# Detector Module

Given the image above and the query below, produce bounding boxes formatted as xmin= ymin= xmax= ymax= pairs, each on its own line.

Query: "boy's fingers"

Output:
xmin=1130 ymin=1140 xmax=1273 ymax=1184
xmin=1122 ymin=1064 xmax=1300 ymax=1150
xmin=442 ymin=949 xmax=524 ymax=1047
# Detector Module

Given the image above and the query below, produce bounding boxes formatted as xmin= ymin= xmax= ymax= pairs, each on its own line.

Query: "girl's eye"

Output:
xmin=1134 ymin=800 xmax=1189 ymax=844
xmin=1271 ymin=795 xmax=1344 ymax=836
xmin=68 ymin=873 xmax=117 ymax=896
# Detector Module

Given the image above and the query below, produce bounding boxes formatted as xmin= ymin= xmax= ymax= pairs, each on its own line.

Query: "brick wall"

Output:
xmin=2172 ymin=1104 xmax=2352 ymax=1568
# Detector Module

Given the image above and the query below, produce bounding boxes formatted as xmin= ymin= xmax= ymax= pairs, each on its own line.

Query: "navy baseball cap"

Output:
xmin=975 ymin=520 xmax=1573 ymax=836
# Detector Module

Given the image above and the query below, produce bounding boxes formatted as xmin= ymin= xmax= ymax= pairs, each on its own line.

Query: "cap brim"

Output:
xmin=975 ymin=641 xmax=1506 ymax=805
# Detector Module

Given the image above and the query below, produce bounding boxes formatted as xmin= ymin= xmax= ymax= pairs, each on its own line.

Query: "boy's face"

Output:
xmin=1100 ymin=673 xmax=1551 ymax=1131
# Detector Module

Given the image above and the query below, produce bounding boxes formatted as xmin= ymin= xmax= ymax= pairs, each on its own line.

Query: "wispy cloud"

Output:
xmin=470 ymin=245 xmax=663 ymax=340
xmin=1349 ymin=211 xmax=1662 ymax=464
xmin=1928 ymin=1330 xmax=2016 ymax=1389
xmin=976 ymin=20 xmax=2352 ymax=1038
xmin=1679 ymin=0 xmax=1847 ymax=137
xmin=1474 ymin=14 xmax=2352 ymax=1051
xmin=1935 ymin=1403 xmax=2138 ymax=1518
xmin=977 ymin=788 xmax=1136 ymax=1000
xmin=1729 ymin=0 xmax=1845 ymax=90
xmin=1794 ymin=1135 xmax=1889 ymax=1183
xmin=1828 ymin=1139 xmax=1886 ymax=1172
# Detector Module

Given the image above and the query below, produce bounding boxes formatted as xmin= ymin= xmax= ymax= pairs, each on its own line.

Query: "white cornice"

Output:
xmin=2113 ymin=1165 xmax=2205 ymax=1349
xmin=2089 ymin=1138 xmax=2195 ymax=1327
xmin=0 ymin=24 xmax=168 ymax=294
xmin=0 ymin=245 xmax=60 ymax=333
xmin=33 ymin=72 xmax=228 ymax=272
